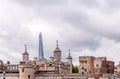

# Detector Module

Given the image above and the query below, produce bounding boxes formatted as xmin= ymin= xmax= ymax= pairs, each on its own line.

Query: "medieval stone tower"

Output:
xmin=19 ymin=63 xmax=35 ymax=79
xmin=19 ymin=45 xmax=35 ymax=79
xmin=53 ymin=40 xmax=61 ymax=62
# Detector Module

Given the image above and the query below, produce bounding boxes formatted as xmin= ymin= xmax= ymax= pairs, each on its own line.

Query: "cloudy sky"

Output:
xmin=0 ymin=0 xmax=120 ymax=65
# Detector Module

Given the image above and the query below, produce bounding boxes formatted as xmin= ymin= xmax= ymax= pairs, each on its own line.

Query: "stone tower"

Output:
xmin=67 ymin=49 xmax=72 ymax=73
xmin=38 ymin=32 xmax=44 ymax=59
xmin=22 ymin=44 xmax=29 ymax=62
xmin=19 ymin=45 xmax=35 ymax=79
xmin=19 ymin=63 xmax=35 ymax=79
xmin=79 ymin=56 xmax=95 ymax=77
xmin=54 ymin=40 xmax=61 ymax=62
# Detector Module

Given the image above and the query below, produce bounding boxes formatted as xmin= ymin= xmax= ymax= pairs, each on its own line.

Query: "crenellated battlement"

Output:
xmin=95 ymin=57 xmax=106 ymax=61
xmin=79 ymin=56 xmax=95 ymax=62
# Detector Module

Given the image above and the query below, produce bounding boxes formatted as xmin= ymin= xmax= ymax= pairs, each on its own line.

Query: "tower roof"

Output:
xmin=67 ymin=49 xmax=72 ymax=59
xmin=54 ymin=40 xmax=61 ymax=52
xmin=23 ymin=44 xmax=29 ymax=55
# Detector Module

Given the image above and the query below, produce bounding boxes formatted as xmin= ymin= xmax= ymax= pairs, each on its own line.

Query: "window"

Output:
xmin=85 ymin=69 xmax=87 ymax=72
xmin=96 ymin=64 xmax=99 ymax=67
xmin=49 ymin=64 xmax=52 ymax=66
xmin=28 ymin=75 xmax=30 ymax=79
xmin=95 ymin=77 xmax=99 ymax=79
xmin=89 ymin=70 xmax=91 ymax=74
xmin=82 ymin=66 xmax=84 ymax=69
xmin=96 ymin=69 xmax=99 ymax=73
xmin=106 ymin=64 xmax=109 ymax=68
xmin=107 ymin=70 xmax=110 ymax=73
xmin=22 ymin=68 xmax=24 ymax=72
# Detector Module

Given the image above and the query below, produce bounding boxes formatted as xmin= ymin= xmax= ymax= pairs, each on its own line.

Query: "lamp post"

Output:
xmin=81 ymin=66 xmax=84 ymax=79
xmin=113 ymin=73 xmax=116 ymax=79
xmin=3 ymin=66 xmax=6 ymax=79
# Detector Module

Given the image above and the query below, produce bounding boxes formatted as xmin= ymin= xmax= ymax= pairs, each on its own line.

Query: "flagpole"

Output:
xmin=3 ymin=66 xmax=6 ymax=79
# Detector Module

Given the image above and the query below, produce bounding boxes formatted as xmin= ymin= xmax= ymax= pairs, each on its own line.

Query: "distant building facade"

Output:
xmin=115 ymin=62 xmax=120 ymax=76
xmin=79 ymin=56 xmax=114 ymax=79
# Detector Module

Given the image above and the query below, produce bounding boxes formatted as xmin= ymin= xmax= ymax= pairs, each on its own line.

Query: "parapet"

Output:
xmin=79 ymin=56 xmax=95 ymax=62
xmin=95 ymin=57 xmax=106 ymax=61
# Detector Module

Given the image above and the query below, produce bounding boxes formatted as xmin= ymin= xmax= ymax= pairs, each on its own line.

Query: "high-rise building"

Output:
xmin=38 ymin=32 xmax=44 ymax=59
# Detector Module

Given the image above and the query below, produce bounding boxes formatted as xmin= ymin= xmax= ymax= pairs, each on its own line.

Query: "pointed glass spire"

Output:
xmin=38 ymin=32 xmax=44 ymax=59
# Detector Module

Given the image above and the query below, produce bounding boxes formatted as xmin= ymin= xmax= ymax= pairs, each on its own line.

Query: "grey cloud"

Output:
xmin=1 ymin=0 xmax=120 ymax=65
xmin=13 ymin=0 xmax=67 ymax=7
xmin=63 ymin=12 xmax=88 ymax=27
xmin=106 ymin=0 xmax=120 ymax=8
xmin=0 ymin=24 xmax=38 ymax=63
xmin=61 ymin=6 xmax=120 ymax=44
xmin=75 ymin=0 xmax=99 ymax=7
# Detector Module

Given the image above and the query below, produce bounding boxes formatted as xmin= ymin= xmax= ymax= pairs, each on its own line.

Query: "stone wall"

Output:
xmin=36 ymin=73 xmax=83 ymax=79
xmin=0 ymin=74 xmax=19 ymax=79
xmin=2 ymin=73 xmax=120 ymax=79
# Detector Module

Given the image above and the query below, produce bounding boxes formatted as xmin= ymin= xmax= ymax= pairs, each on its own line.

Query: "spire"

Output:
xmin=67 ymin=49 xmax=72 ymax=59
xmin=38 ymin=32 xmax=44 ymax=59
xmin=56 ymin=40 xmax=58 ymax=48
xmin=25 ymin=44 xmax=27 ymax=52
xmin=69 ymin=49 xmax=70 ymax=56
xmin=54 ymin=40 xmax=61 ymax=52
xmin=23 ymin=44 xmax=28 ymax=55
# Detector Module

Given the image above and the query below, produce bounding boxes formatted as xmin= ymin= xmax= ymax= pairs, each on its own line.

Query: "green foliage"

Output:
xmin=72 ymin=65 xmax=79 ymax=73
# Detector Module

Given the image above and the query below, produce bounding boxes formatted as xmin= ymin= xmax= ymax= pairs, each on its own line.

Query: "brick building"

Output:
xmin=79 ymin=56 xmax=114 ymax=79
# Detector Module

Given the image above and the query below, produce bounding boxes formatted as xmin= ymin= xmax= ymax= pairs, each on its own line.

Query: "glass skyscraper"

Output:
xmin=38 ymin=32 xmax=44 ymax=59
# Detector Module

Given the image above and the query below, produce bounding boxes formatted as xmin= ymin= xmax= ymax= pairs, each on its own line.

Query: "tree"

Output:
xmin=72 ymin=65 xmax=79 ymax=73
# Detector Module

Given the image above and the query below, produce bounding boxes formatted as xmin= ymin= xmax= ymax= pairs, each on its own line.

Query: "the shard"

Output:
xmin=38 ymin=32 xmax=44 ymax=59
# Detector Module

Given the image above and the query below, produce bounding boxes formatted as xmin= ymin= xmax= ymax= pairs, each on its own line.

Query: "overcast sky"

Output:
xmin=1 ymin=0 xmax=120 ymax=65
